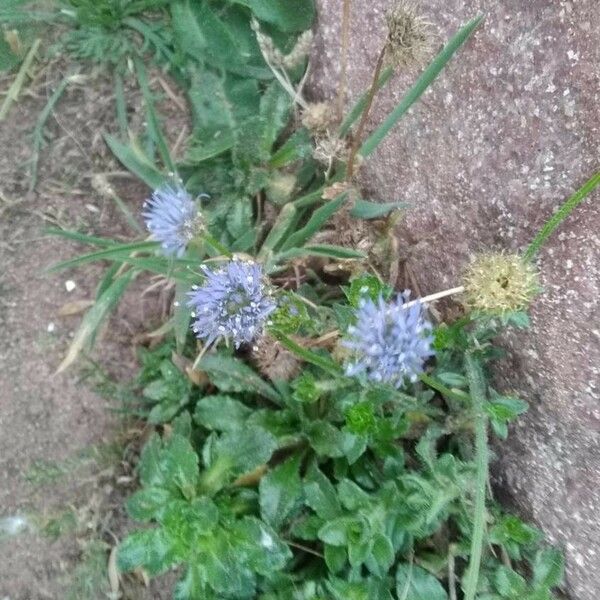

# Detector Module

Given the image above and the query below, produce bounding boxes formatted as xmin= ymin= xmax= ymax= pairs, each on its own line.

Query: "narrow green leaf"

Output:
xmin=104 ymin=133 xmax=165 ymax=189
xmin=360 ymin=14 xmax=484 ymax=157
xmin=55 ymin=270 xmax=136 ymax=373
xmin=231 ymin=0 xmax=315 ymax=32
xmin=339 ymin=65 xmax=394 ymax=137
xmin=279 ymin=192 xmax=348 ymax=251
xmin=271 ymin=332 xmax=342 ymax=377
xmin=275 ymin=244 xmax=366 ymax=263
xmin=525 ymin=171 xmax=600 ymax=260
xmin=48 ymin=241 xmax=158 ymax=272
xmin=350 ymin=199 xmax=407 ymax=219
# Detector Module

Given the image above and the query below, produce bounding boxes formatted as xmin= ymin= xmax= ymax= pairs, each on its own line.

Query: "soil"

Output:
xmin=0 ymin=53 xmax=184 ymax=599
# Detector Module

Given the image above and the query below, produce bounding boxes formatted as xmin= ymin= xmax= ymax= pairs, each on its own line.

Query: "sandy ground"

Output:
xmin=0 ymin=58 xmax=178 ymax=598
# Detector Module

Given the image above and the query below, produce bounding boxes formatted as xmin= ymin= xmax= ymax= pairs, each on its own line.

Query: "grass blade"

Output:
xmin=359 ymin=14 xmax=484 ymax=157
xmin=275 ymin=244 xmax=366 ymax=263
xmin=46 ymin=228 xmax=117 ymax=248
xmin=134 ymin=57 xmax=176 ymax=173
xmin=0 ymin=38 xmax=40 ymax=122
xmin=338 ymin=65 xmax=394 ymax=138
xmin=272 ymin=332 xmax=342 ymax=377
xmin=55 ymin=270 xmax=137 ymax=373
xmin=463 ymin=352 xmax=489 ymax=600
xmin=29 ymin=74 xmax=71 ymax=191
xmin=524 ymin=171 xmax=600 ymax=260
xmin=104 ymin=134 xmax=165 ymax=190
xmin=279 ymin=192 xmax=348 ymax=252
xmin=48 ymin=241 xmax=158 ymax=272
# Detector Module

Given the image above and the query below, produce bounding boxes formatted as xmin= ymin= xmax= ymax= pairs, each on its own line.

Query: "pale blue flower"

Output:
xmin=143 ymin=183 xmax=202 ymax=257
xmin=343 ymin=292 xmax=434 ymax=388
xmin=187 ymin=260 xmax=276 ymax=348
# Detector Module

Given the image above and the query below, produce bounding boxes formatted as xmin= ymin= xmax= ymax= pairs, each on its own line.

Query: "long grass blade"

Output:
xmin=524 ymin=171 xmax=600 ymax=260
xmin=55 ymin=270 xmax=137 ymax=373
xmin=359 ymin=14 xmax=484 ymax=157
xmin=0 ymin=38 xmax=40 ymax=121
xmin=279 ymin=192 xmax=348 ymax=252
xmin=48 ymin=241 xmax=158 ymax=272
xmin=338 ymin=65 xmax=394 ymax=138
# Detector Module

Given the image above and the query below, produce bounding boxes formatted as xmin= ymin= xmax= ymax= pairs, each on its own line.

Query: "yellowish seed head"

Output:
xmin=463 ymin=252 xmax=540 ymax=314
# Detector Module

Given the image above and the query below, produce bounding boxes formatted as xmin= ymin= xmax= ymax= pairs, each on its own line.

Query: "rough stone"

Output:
xmin=309 ymin=1 xmax=599 ymax=598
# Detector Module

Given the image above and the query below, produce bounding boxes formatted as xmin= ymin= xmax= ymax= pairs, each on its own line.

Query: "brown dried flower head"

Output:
xmin=301 ymin=102 xmax=335 ymax=133
xmin=313 ymin=134 xmax=348 ymax=165
xmin=251 ymin=334 xmax=302 ymax=382
xmin=385 ymin=1 xmax=431 ymax=68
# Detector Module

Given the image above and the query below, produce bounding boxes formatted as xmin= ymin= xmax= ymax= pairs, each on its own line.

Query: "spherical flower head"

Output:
xmin=343 ymin=292 xmax=434 ymax=388
xmin=385 ymin=1 xmax=431 ymax=68
xmin=463 ymin=252 xmax=539 ymax=314
xmin=143 ymin=183 xmax=203 ymax=257
xmin=187 ymin=259 xmax=277 ymax=348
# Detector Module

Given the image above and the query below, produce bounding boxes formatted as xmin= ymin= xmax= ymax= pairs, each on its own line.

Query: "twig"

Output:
xmin=346 ymin=45 xmax=386 ymax=180
xmin=337 ymin=0 xmax=352 ymax=120
xmin=403 ymin=285 xmax=465 ymax=308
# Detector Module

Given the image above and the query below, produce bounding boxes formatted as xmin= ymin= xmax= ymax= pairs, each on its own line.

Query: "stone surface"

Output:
xmin=310 ymin=1 xmax=599 ymax=598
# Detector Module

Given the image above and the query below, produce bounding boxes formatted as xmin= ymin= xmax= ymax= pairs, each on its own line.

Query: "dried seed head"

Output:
xmin=251 ymin=334 xmax=302 ymax=382
xmin=463 ymin=252 xmax=540 ymax=314
xmin=283 ymin=30 xmax=314 ymax=70
xmin=301 ymin=101 xmax=335 ymax=133
xmin=252 ymin=18 xmax=312 ymax=71
xmin=385 ymin=1 xmax=431 ymax=68
xmin=313 ymin=134 xmax=348 ymax=165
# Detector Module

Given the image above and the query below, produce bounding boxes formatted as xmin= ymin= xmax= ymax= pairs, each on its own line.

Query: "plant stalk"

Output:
xmin=463 ymin=352 xmax=489 ymax=600
xmin=337 ymin=0 xmax=352 ymax=120
xmin=346 ymin=45 xmax=387 ymax=180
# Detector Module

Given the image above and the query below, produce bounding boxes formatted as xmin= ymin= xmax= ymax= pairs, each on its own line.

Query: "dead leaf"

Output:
xmin=57 ymin=299 xmax=94 ymax=317
xmin=107 ymin=545 xmax=121 ymax=598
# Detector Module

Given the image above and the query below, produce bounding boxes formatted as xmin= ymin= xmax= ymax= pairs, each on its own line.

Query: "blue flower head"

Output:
xmin=143 ymin=183 xmax=203 ymax=257
xmin=343 ymin=292 xmax=434 ymax=388
xmin=187 ymin=259 xmax=277 ymax=348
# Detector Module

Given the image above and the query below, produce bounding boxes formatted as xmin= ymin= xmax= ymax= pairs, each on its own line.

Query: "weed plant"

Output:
xmin=3 ymin=0 xmax=599 ymax=598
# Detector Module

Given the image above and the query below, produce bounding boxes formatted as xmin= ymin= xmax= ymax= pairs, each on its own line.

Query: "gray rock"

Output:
xmin=309 ymin=1 xmax=599 ymax=598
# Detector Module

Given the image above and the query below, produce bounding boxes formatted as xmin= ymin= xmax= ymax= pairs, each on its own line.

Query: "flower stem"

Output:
xmin=337 ymin=0 xmax=352 ymax=120
xmin=346 ymin=45 xmax=387 ymax=181
xmin=463 ymin=352 xmax=489 ymax=600
xmin=403 ymin=285 xmax=465 ymax=308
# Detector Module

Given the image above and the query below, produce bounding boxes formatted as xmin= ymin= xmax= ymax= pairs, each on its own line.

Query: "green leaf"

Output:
xmin=533 ymin=548 xmax=564 ymax=589
xmin=194 ymin=395 xmax=252 ymax=432
xmin=175 ymin=564 xmax=216 ymax=600
xmin=232 ymin=0 xmax=315 ymax=32
xmin=138 ymin=434 xmax=199 ymax=500
xmin=259 ymin=81 xmax=292 ymax=154
xmin=259 ymin=455 xmax=303 ymax=528
xmin=303 ymin=463 xmax=341 ymax=520
xmin=279 ymin=192 xmax=348 ymax=251
xmin=226 ymin=198 xmax=254 ymax=239
xmin=104 ymin=134 xmax=165 ymax=189
xmin=395 ymin=563 xmax=448 ymax=600
xmin=306 ymin=421 xmax=345 ymax=458
xmin=127 ymin=487 xmax=172 ymax=522
xmin=275 ymin=244 xmax=366 ymax=262
xmin=366 ymin=533 xmax=395 ymax=577
xmin=324 ymin=544 xmax=347 ymax=573
xmin=339 ymin=65 xmax=395 ymax=137
xmin=213 ymin=426 xmax=278 ymax=475
xmin=48 ymin=240 xmax=159 ymax=272
xmin=360 ymin=14 xmax=484 ymax=157
xmin=55 ymin=270 xmax=136 ymax=373
xmin=271 ymin=332 xmax=342 ymax=377
xmin=318 ymin=516 xmax=356 ymax=546
xmin=493 ymin=565 xmax=527 ymax=597
xmin=198 ymin=353 xmax=281 ymax=403
xmin=117 ymin=528 xmax=177 ymax=575
xmin=350 ymin=199 xmax=407 ymax=220
xmin=269 ymin=128 xmax=313 ymax=168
